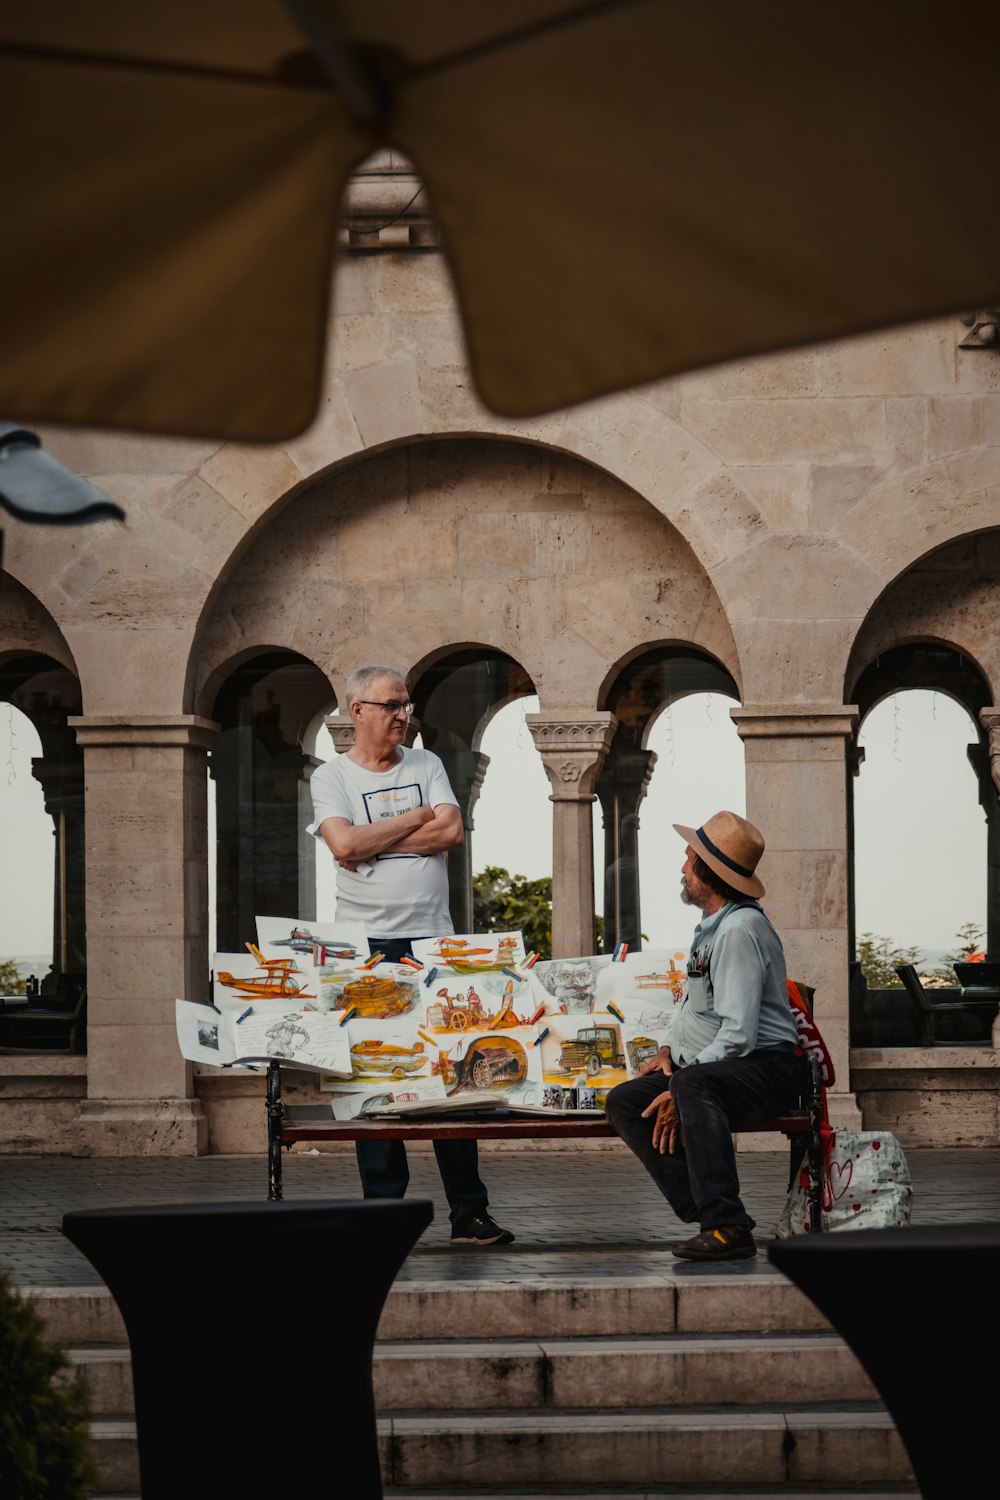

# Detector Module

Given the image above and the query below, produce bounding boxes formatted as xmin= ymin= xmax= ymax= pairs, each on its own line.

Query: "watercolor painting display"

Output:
xmin=189 ymin=920 xmax=693 ymax=1112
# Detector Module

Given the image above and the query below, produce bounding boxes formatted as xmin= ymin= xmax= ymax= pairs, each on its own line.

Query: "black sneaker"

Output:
xmin=672 ymin=1224 xmax=757 ymax=1261
xmin=450 ymin=1212 xmax=515 ymax=1246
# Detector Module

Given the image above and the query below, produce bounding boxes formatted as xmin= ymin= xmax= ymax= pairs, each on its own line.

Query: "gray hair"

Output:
xmin=344 ymin=665 xmax=408 ymax=707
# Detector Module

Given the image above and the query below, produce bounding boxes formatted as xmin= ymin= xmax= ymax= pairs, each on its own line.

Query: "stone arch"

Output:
xmin=844 ymin=532 xmax=1000 ymax=1030
xmin=189 ymin=435 xmax=741 ymax=724
xmin=0 ymin=572 xmax=78 ymax=678
xmin=207 ymin=648 xmax=337 ymax=950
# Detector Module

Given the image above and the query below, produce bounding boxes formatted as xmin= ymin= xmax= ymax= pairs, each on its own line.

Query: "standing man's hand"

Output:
xmin=641 ymin=1090 xmax=684 ymax=1155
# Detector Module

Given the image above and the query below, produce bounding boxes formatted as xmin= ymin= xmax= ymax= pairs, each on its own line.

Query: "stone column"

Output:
xmin=731 ymin=703 xmax=862 ymax=1130
xmin=527 ymin=713 xmax=616 ymax=957
xmin=976 ymin=711 xmax=1000 ymax=1040
xmin=69 ymin=715 xmax=218 ymax=1156
xmin=596 ymin=746 xmax=657 ymax=952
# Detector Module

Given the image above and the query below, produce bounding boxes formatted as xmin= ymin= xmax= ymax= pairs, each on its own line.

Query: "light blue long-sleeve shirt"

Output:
xmin=669 ymin=901 xmax=797 ymax=1066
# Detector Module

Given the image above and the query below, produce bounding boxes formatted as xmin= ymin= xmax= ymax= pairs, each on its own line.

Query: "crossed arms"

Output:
xmin=318 ymin=803 xmax=464 ymax=868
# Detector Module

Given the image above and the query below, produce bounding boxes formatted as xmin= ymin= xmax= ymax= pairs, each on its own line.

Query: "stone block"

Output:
xmin=79 ymin=1095 xmax=206 ymax=1156
xmin=679 ymin=345 xmax=819 ymax=401
xmin=735 ymin=617 xmax=859 ymax=704
xmin=809 ymin=463 xmax=881 ymax=531
xmin=375 ymin=253 xmax=456 ymax=314
xmin=198 ymin=443 xmax=302 ymax=522
xmin=344 ymin=355 xmax=425 ymax=444
xmin=739 ymin=464 xmax=811 ymax=530
xmin=85 ymin=1024 xmax=193 ymax=1102
xmin=681 ymin=396 xmax=885 ymax=466
xmin=285 ymin=377 xmax=364 ymax=478
xmin=375 ymin=1341 xmax=545 ymax=1411
xmin=337 ymin=510 xmax=457 ymax=581
xmin=37 ymin=424 xmax=220 ymax=478
xmin=816 ymin=320 xmax=956 ymax=397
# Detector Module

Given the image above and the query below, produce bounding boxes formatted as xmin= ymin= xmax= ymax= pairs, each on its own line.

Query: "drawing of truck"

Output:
xmin=559 ymin=1022 xmax=625 ymax=1076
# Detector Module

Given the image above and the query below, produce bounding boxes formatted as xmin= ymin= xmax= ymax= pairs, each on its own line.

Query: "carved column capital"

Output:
xmin=979 ymin=708 xmax=1000 ymax=794
xmin=465 ymin=751 xmax=491 ymax=825
xmin=526 ymin=713 xmax=617 ymax=801
xmin=69 ymin=714 xmax=220 ymax=752
xmin=324 ymin=716 xmax=356 ymax=755
xmin=731 ymin=703 xmax=859 ymax=742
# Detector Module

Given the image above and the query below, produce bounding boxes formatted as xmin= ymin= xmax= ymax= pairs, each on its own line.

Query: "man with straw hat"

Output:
xmin=605 ymin=811 xmax=804 ymax=1261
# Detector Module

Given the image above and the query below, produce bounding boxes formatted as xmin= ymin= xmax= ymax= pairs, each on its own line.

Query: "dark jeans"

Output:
xmin=604 ymin=1045 xmax=805 ymax=1231
xmin=355 ymin=936 xmax=489 ymax=1229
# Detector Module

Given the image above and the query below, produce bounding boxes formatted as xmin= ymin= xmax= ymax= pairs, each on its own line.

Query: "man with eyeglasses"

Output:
xmin=307 ymin=665 xmax=513 ymax=1246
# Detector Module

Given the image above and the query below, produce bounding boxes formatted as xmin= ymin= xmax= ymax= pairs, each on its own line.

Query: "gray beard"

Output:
xmin=680 ymin=880 xmax=696 ymax=907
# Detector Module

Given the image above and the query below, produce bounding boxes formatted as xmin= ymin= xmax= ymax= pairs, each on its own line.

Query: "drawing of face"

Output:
xmin=542 ymin=959 xmax=599 ymax=1014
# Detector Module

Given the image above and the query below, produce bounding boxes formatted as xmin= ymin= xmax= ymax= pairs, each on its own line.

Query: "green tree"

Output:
xmin=0 ymin=960 xmax=26 ymax=996
xmin=472 ymin=866 xmax=552 ymax=958
xmin=0 ymin=1270 xmax=95 ymax=1499
xmin=856 ymin=932 xmax=923 ymax=989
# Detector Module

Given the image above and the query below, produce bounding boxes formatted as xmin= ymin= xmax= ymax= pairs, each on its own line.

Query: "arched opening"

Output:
xmin=597 ymin=647 xmax=741 ymax=951
xmin=848 ymin=643 xmax=994 ymax=1045
xmin=410 ymin=649 xmax=536 ymax=932
xmin=0 ymin=654 xmax=85 ymax=1047
xmin=209 ymin=651 xmax=334 ymax=951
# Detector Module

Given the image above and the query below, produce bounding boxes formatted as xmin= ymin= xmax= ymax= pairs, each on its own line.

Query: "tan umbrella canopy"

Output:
xmin=3 ymin=1 xmax=1000 ymax=443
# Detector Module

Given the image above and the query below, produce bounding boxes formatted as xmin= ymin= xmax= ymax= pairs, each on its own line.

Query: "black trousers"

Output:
xmin=604 ymin=1045 xmax=804 ymax=1231
xmin=355 ymin=936 xmax=489 ymax=1228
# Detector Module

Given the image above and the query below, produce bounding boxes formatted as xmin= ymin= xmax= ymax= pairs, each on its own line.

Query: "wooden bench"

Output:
xmin=265 ymin=1052 xmax=827 ymax=1229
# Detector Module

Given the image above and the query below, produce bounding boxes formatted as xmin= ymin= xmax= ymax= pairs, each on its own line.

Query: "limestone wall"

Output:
xmin=2 ymin=239 xmax=999 ymax=1152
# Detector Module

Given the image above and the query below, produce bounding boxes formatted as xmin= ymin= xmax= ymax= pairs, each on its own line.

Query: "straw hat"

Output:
xmin=673 ymin=810 xmax=766 ymax=898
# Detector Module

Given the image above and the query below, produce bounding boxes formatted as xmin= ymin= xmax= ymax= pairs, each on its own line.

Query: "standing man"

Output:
xmin=605 ymin=811 xmax=802 ymax=1261
xmin=308 ymin=665 xmax=513 ymax=1246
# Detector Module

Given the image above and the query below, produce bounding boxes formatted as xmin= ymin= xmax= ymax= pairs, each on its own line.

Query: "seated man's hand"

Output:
xmin=637 ymin=1045 xmax=673 ymax=1078
xmin=411 ymin=805 xmax=436 ymax=827
xmin=641 ymin=1089 xmax=684 ymax=1156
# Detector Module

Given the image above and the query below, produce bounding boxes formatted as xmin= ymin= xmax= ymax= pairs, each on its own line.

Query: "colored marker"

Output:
xmin=532 ymin=1027 xmax=550 ymax=1046
xmin=399 ymin=954 xmax=423 ymax=970
xmin=338 ymin=1006 xmax=357 ymax=1027
xmin=363 ymin=951 xmax=384 ymax=969
xmin=417 ymin=1029 xmax=437 ymax=1049
xmin=607 ymin=1002 xmax=625 ymax=1022
xmin=235 ymin=1005 xmax=253 ymax=1024
xmin=524 ymin=952 xmax=540 ymax=969
xmin=529 ymin=1003 xmax=547 ymax=1025
xmin=423 ymin=966 xmax=439 ymax=988
xmin=502 ymin=967 xmax=525 ymax=982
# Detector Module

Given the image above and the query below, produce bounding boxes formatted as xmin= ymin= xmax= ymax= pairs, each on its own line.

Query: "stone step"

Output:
xmin=30 ymin=1273 xmax=829 ymax=1346
xmin=69 ymin=1331 xmax=874 ymax=1416
xmin=90 ymin=1411 xmax=913 ymax=1492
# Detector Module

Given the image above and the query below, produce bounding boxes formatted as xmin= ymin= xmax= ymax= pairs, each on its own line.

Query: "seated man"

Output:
xmin=605 ymin=810 xmax=803 ymax=1261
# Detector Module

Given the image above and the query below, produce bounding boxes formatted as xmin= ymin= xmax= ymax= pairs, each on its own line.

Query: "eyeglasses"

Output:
xmin=357 ymin=699 xmax=414 ymax=716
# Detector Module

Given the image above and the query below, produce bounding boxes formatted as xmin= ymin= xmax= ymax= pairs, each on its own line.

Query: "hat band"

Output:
xmin=697 ymin=825 xmax=754 ymax=881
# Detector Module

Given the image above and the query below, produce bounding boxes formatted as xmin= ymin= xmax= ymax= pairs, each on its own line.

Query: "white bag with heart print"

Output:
xmin=774 ymin=1129 xmax=913 ymax=1236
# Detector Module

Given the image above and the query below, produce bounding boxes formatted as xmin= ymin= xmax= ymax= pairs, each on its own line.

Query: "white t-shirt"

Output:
xmin=307 ymin=747 xmax=459 ymax=937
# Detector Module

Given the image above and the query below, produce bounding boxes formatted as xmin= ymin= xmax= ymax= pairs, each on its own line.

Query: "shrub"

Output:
xmin=0 ymin=1270 xmax=95 ymax=1499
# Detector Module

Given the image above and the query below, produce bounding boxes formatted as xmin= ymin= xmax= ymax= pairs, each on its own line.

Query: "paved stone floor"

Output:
xmin=1 ymin=1143 xmax=998 ymax=1287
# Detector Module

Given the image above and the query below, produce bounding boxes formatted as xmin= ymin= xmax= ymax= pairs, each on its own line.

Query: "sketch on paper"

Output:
xmin=538 ymin=1012 xmax=629 ymax=1093
xmin=254 ymin=916 xmax=369 ymax=965
xmin=438 ymin=1026 xmax=542 ymax=1102
xmin=213 ymin=944 xmax=316 ymax=1008
xmin=595 ymin=949 xmax=687 ymax=1013
xmin=175 ymin=999 xmax=352 ymax=1075
xmin=411 ymin=931 xmax=526 ymax=972
xmin=423 ymin=970 xmax=536 ymax=1033
xmin=532 ymin=955 xmax=613 ymax=1014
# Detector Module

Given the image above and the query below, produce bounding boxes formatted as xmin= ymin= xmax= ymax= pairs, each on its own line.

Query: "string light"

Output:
xmin=891 ymin=694 xmax=902 ymax=763
xmin=662 ymin=701 xmax=675 ymax=766
xmin=5 ymin=703 xmax=15 ymax=786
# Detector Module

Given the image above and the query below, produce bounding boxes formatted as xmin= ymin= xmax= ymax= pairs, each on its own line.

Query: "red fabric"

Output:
xmin=786 ymin=978 xmax=836 ymax=1088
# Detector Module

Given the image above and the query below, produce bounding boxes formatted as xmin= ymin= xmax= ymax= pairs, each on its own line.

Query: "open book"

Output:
xmin=175 ymin=999 xmax=352 ymax=1075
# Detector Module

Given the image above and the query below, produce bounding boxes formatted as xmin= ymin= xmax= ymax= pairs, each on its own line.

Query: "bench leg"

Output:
xmin=266 ymin=1062 xmax=285 ymax=1202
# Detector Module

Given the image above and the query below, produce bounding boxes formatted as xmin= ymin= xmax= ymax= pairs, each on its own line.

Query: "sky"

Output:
xmin=0 ymin=689 xmax=987 ymax=967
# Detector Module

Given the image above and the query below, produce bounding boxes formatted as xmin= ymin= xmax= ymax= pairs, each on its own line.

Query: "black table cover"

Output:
xmin=770 ymin=1222 xmax=999 ymax=1497
xmin=63 ymin=1197 xmax=433 ymax=1499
